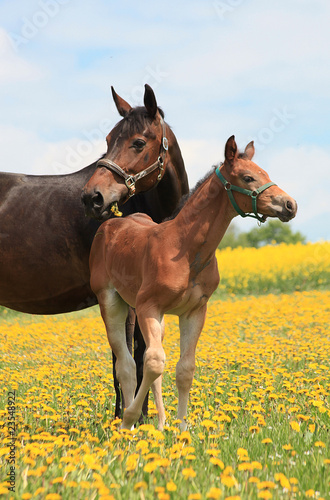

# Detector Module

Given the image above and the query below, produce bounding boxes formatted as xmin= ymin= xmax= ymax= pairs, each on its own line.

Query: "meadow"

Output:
xmin=0 ymin=241 xmax=329 ymax=500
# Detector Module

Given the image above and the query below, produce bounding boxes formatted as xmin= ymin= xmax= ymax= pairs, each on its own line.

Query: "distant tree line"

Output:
xmin=218 ymin=220 xmax=306 ymax=249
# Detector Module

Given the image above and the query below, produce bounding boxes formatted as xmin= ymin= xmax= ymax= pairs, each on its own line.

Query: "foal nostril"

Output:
xmin=286 ymin=200 xmax=293 ymax=212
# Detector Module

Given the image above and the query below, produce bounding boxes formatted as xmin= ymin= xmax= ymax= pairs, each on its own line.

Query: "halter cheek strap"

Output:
xmin=215 ymin=166 xmax=276 ymax=223
xmin=96 ymin=116 xmax=168 ymax=198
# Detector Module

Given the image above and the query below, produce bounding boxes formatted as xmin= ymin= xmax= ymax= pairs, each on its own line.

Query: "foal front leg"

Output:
xmin=122 ymin=307 xmax=165 ymax=430
xmin=176 ymin=305 xmax=207 ymax=431
xmin=113 ymin=307 xmax=136 ymax=418
xmin=97 ymin=290 xmax=137 ymax=414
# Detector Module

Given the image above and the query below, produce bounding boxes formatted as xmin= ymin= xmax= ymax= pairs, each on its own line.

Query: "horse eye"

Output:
xmin=132 ymin=139 xmax=146 ymax=150
xmin=244 ymin=175 xmax=254 ymax=183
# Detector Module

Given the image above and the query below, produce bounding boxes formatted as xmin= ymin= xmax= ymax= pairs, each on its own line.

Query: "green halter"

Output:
xmin=215 ymin=166 xmax=276 ymax=223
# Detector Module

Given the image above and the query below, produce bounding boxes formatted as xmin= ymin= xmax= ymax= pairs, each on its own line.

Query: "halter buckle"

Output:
xmin=162 ymin=137 xmax=169 ymax=151
xmin=224 ymin=181 xmax=231 ymax=191
xmin=125 ymin=176 xmax=136 ymax=196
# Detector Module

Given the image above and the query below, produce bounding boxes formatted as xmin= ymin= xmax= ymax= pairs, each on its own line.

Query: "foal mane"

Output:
xmin=165 ymin=165 xmax=219 ymax=220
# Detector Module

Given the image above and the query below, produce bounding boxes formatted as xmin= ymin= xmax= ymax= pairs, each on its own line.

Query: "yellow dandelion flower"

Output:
xmin=66 ymin=481 xmax=78 ymax=487
xmin=221 ymin=475 xmax=237 ymax=488
xmin=314 ymin=441 xmax=326 ymax=447
xmin=45 ymin=495 xmax=62 ymax=500
xmin=206 ymin=487 xmax=222 ymax=499
xmin=157 ymin=494 xmax=170 ymax=500
xmin=290 ymin=421 xmax=300 ymax=432
xmin=282 ymin=444 xmax=293 ymax=451
xmin=249 ymin=477 xmax=260 ymax=483
xmin=166 ymin=481 xmax=177 ymax=492
xmin=257 ymin=491 xmax=272 ymax=499
xmin=144 ymin=461 xmax=158 ymax=473
xmin=178 ymin=431 xmax=192 ymax=444
xmin=274 ymin=473 xmax=291 ymax=490
xmin=182 ymin=467 xmax=196 ymax=479
xmin=305 ymin=490 xmax=315 ymax=498
xmin=133 ymin=481 xmax=147 ymax=492
xmin=21 ymin=494 xmax=32 ymax=500
xmin=34 ymin=488 xmax=46 ymax=496
xmin=51 ymin=477 xmax=64 ymax=484
xmin=210 ymin=457 xmax=225 ymax=469
xmin=188 ymin=494 xmax=202 ymax=500
xmin=261 ymin=438 xmax=272 ymax=444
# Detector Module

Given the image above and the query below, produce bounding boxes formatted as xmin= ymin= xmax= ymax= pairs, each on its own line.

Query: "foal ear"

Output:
xmin=144 ymin=84 xmax=158 ymax=118
xmin=244 ymin=141 xmax=255 ymax=160
xmin=225 ymin=135 xmax=238 ymax=164
xmin=111 ymin=86 xmax=132 ymax=117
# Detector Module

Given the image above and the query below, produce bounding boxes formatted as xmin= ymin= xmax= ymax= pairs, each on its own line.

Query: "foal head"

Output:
xmin=81 ymin=84 xmax=170 ymax=221
xmin=219 ymin=136 xmax=297 ymax=222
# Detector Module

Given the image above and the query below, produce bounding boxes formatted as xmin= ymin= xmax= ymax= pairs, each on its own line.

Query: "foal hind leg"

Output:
xmin=133 ymin=319 xmax=149 ymax=422
xmin=122 ymin=307 xmax=165 ymax=430
xmin=176 ymin=305 xmax=207 ymax=431
xmin=97 ymin=289 xmax=137 ymax=413
xmin=150 ymin=317 xmax=165 ymax=430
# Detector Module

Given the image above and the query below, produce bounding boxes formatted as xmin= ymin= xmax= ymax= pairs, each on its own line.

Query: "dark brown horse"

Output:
xmin=89 ymin=136 xmax=297 ymax=430
xmin=0 ymin=84 xmax=189 ymax=418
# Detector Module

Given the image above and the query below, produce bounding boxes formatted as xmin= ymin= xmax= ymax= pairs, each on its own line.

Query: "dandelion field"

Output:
xmin=1 ymin=242 xmax=330 ymax=500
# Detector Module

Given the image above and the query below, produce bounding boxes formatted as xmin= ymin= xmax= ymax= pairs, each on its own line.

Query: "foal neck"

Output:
xmin=173 ymin=169 xmax=234 ymax=260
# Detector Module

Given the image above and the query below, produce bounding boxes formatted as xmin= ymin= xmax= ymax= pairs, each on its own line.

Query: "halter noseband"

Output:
xmin=95 ymin=116 xmax=168 ymax=198
xmin=215 ymin=166 xmax=276 ymax=223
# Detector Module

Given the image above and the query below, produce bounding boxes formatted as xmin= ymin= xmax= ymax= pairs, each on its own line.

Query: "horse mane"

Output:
xmin=165 ymin=165 xmax=219 ymax=220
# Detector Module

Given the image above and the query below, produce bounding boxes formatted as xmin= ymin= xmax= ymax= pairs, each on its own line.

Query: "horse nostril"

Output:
xmin=92 ymin=192 xmax=103 ymax=208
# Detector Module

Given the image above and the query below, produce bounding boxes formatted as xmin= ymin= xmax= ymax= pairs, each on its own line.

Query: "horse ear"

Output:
xmin=225 ymin=135 xmax=238 ymax=164
xmin=244 ymin=141 xmax=255 ymax=160
xmin=144 ymin=84 xmax=158 ymax=118
xmin=111 ymin=86 xmax=132 ymax=117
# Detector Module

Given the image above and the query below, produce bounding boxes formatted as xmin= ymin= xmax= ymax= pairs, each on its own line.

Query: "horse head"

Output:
xmin=217 ymin=136 xmax=297 ymax=223
xmin=81 ymin=84 xmax=173 ymax=221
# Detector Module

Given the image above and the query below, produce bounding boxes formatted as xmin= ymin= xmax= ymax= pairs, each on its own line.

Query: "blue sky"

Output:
xmin=0 ymin=0 xmax=329 ymax=241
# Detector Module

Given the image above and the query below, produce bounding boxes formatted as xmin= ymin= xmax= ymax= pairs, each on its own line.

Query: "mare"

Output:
xmin=89 ymin=136 xmax=297 ymax=430
xmin=0 ymin=84 xmax=189 ymax=418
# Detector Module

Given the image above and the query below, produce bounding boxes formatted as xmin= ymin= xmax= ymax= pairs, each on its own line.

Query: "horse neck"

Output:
xmin=172 ymin=171 xmax=234 ymax=261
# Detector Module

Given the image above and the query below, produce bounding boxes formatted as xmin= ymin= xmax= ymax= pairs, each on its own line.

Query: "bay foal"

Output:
xmin=90 ymin=136 xmax=297 ymax=430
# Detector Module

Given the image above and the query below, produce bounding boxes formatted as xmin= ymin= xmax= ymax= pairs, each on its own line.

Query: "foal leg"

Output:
xmin=176 ymin=305 xmax=207 ymax=431
xmin=113 ymin=307 xmax=136 ymax=418
xmin=150 ymin=317 xmax=165 ymax=430
xmin=122 ymin=308 xmax=165 ymax=430
xmin=97 ymin=290 xmax=137 ymax=413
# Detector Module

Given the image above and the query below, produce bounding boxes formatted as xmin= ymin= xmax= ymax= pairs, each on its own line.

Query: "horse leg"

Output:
xmin=176 ymin=305 xmax=207 ymax=431
xmin=122 ymin=309 xmax=165 ymax=430
xmin=113 ymin=307 xmax=136 ymax=418
xmin=133 ymin=319 xmax=149 ymax=422
xmin=97 ymin=290 xmax=137 ymax=413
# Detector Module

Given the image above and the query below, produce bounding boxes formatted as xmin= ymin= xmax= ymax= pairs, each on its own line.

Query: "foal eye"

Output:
xmin=243 ymin=175 xmax=255 ymax=183
xmin=132 ymin=139 xmax=146 ymax=150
